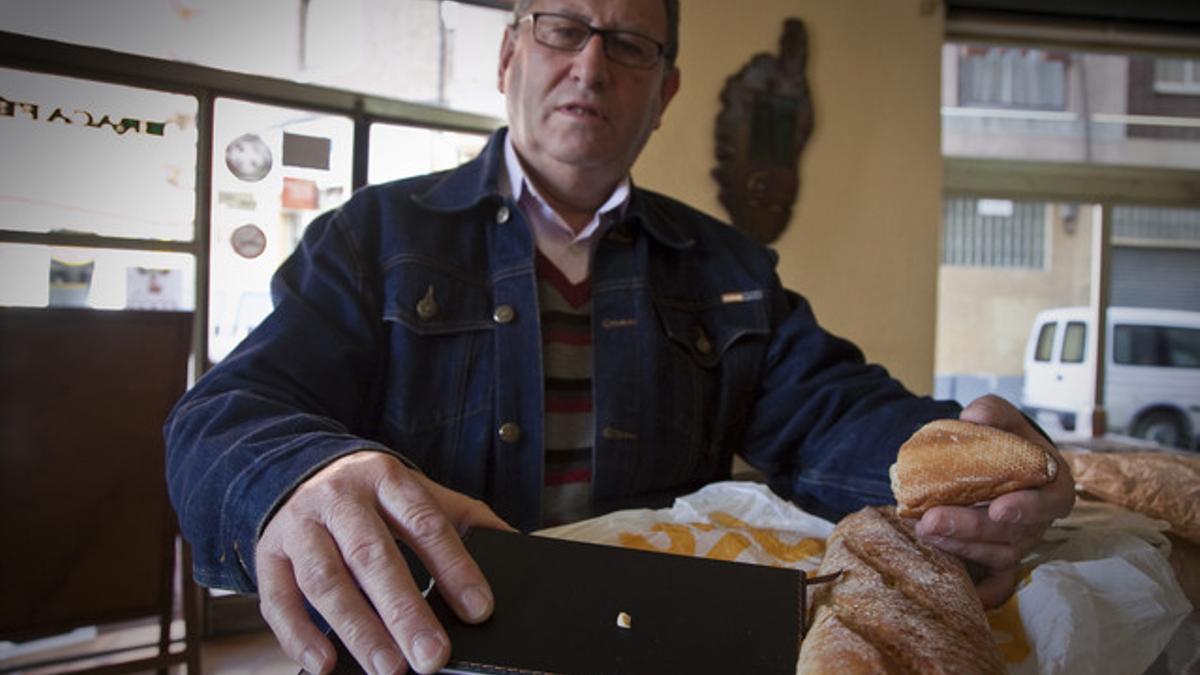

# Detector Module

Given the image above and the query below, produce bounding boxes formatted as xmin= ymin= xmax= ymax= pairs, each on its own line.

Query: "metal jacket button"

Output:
xmin=496 ymin=205 xmax=511 ymax=224
xmin=498 ymin=422 xmax=521 ymax=444
xmin=694 ymin=327 xmax=713 ymax=355
xmin=493 ymin=304 xmax=515 ymax=324
xmin=606 ymin=228 xmax=633 ymax=244
xmin=416 ymin=285 xmax=438 ymax=320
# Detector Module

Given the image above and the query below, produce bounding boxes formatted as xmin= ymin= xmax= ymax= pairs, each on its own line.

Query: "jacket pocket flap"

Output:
xmin=383 ymin=260 xmax=493 ymax=335
xmin=655 ymin=294 xmax=769 ymax=367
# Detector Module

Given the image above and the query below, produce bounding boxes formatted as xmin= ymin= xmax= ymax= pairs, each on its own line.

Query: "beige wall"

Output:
xmin=634 ymin=0 xmax=946 ymax=394
xmin=935 ymin=204 xmax=1095 ymax=376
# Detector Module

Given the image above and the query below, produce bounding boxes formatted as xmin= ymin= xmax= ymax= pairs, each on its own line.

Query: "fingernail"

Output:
xmin=998 ymin=507 xmax=1022 ymax=523
xmin=302 ymin=648 xmax=325 ymax=674
xmin=411 ymin=632 xmax=446 ymax=673
xmin=370 ymin=648 xmax=402 ymax=675
xmin=461 ymin=585 xmax=493 ymax=621
xmin=932 ymin=515 xmax=955 ymax=536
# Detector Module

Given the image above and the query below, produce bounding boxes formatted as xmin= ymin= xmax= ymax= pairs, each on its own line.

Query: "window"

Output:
xmin=3 ymin=28 xmax=503 ymax=370
xmin=0 ymin=67 xmax=198 ymax=242
xmin=941 ymin=198 xmax=1046 ymax=268
xmin=0 ymin=0 xmax=509 ymax=117
xmin=368 ymin=123 xmax=488 ymax=184
xmin=943 ymin=43 xmax=1200 ymax=170
xmin=0 ymin=243 xmax=195 ymax=311
xmin=1061 ymin=321 xmax=1086 ymax=363
xmin=1115 ymin=325 xmax=1200 ymax=368
xmin=1034 ymin=322 xmax=1056 ymax=362
xmin=0 ymin=68 xmax=198 ymax=312
xmin=208 ymin=98 xmax=355 ymax=363
xmin=938 ymin=34 xmax=1200 ymax=429
xmin=1166 ymin=327 xmax=1200 ymax=367
xmin=956 ymin=46 xmax=1068 ymax=110
xmin=1154 ymin=58 xmax=1200 ymax=95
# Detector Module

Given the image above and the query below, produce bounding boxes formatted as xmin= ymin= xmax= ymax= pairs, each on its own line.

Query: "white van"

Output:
xmin=1021 ymin=306 xmax=1200 ymax=449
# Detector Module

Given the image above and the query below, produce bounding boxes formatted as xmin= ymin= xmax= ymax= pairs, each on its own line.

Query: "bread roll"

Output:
xmin=890 ymin=419 xmax=1057 ymax=518
xmin=796 ymin=507 xmax=1005 ymax=675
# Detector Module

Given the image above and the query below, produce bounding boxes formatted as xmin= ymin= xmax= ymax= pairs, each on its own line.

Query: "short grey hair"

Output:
xmin=510 ymin=0 xmax=680 ymax=68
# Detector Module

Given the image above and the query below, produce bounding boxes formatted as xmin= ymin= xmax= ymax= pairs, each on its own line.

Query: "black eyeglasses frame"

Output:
xmin=515 ymin=12 xmax=666 ymax=69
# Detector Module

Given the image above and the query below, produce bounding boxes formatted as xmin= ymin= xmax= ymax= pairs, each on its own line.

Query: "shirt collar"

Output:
xmin=412 ymin=128 xmax=694 ymax=251
xmin=503 ymin=134 xmax=630 ymax=242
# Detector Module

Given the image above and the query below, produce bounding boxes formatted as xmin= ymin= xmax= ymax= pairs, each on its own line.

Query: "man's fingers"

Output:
xmin=286 ymin=524 xmax=413 ymax=675
xmin=422 ymin=476 xmax=515 ymax=535
xmin=988 ymin=478 xmax=1074 ymax=528
xmin=254 ymin=453 xmax=502 ymax=675
xmin=920 ymin=533 xmax=1025 ymax=571
xmin=974 ymin=566 xmax=1019 ymax=610
xmin=257 ymin=548 xmax=335 ymax=675
xmin=915 ymin=505 xmax=1032 ymax=544
xmin=959 ymin=394 xmax=1030 ymax=437
xmin=379 ymin=471 xmax=496 ymax=628
xmin=324 ymin=496 xmax=450 ymax=674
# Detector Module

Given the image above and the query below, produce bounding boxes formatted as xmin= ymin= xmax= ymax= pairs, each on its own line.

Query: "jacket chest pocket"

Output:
xmin=644 ymin=296 xmax=769 ymax=486
xmin=380 ymin=260 xmax=494 ymax=482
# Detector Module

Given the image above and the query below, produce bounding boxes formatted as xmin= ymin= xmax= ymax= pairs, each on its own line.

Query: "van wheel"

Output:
xmin=1132 ymin=412 xmax=1187 ymax=448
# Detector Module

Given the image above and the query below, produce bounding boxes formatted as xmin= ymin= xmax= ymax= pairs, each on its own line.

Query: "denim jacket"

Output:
xmin=165 ymin=129 xmax=960 ymax=592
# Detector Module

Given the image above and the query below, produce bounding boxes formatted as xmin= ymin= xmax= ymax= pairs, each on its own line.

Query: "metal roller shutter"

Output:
xmin=1111 ymin=246 xmax=1200 ymax=311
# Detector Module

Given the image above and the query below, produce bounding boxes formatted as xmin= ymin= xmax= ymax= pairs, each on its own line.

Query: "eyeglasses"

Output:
xmin=517 ymin=12 xmax=666 ymax=70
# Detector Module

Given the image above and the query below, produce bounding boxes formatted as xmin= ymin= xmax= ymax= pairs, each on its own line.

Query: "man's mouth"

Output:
xmin=558 ymin=103 xmax=604 ymax=119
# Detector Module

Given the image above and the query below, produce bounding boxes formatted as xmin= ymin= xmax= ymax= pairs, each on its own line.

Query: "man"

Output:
xmin=165 ymin=1 xmax=1075 ymax=673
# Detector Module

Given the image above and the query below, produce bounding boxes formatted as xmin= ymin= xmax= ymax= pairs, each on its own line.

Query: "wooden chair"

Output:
xmin=0 ymin=307 xmax=200 ymax=673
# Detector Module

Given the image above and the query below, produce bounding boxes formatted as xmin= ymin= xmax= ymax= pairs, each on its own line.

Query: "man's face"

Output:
xmin=498 ymin=0 xmax=680 ymax=186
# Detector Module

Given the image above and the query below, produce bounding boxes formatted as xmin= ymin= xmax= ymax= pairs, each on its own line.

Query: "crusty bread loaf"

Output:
xmin=796 ymin=507 xmax=1005 ymax=675
xmin=1064 ymin=450 xmax=1200 ymax=544
xmin=890 ymin=419 xmax=1057 ymax=518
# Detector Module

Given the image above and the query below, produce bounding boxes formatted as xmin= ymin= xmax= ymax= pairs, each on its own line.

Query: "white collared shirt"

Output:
xmin=502 ymin=135 xmax=630 ymax=285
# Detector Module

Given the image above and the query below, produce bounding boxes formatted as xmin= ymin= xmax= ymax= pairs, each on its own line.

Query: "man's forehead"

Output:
xmin=525 ymin=0 xmax=667 ymax=35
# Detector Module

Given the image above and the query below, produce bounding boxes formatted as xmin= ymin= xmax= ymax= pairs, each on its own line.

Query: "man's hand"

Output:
xmin=914 ymin=395 xmax=1075 ymax=608
xmin=255 ymin=451 xmax=513 ymax=674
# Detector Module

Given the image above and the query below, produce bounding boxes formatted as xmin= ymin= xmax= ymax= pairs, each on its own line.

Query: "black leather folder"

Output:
xmin=426 ymin=527 xmax=802 ymax=674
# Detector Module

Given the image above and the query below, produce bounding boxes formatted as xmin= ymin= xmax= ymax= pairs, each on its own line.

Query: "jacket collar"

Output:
xmin=414 ymin=127 xmax=694 ymax=250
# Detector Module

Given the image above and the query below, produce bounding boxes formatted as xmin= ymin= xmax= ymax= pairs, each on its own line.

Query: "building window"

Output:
xmin=942 ymin=198 xmax=1046 ymax=268
xmin=1154 ymin=58 xmax=1200 ymax=95
xmin=957 ymin=46 xmax=1068 ymax=110
xmin=1113 ymin=205 xmax=1200 ymax=245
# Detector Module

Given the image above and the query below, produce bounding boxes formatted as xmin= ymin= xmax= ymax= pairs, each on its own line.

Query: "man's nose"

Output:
xmin=571 ymin=33 xmax=610 ymax=87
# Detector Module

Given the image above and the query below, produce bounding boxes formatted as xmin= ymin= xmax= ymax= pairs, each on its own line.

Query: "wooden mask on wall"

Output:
xmin=713 ymin=19 xmax=814 ymax=245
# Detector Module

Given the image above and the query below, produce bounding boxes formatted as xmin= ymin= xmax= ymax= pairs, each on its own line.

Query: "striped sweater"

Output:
xmin=536 ymin=251 xmax=594 ymax=527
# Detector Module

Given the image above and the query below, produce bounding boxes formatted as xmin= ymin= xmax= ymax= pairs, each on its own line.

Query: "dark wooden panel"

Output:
xmin=0 ymin=308 xmax=192 ymax=641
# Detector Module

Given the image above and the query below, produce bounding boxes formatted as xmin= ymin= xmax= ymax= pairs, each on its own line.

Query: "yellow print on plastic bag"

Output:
xmin=617 ymin=511 xmax=825 ymax=566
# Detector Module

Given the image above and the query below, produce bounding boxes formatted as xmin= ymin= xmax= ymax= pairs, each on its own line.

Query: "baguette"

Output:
xmin=890 ymin=419 xmax=1057 ymax=518
xmin=796 ymin=507 xmax=1005 ymax=675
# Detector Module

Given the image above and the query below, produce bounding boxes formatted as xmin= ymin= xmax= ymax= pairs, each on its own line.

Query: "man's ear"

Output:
xmin=498 ymin=27 xmax=516 ymax=94
xmin=653 ymin=67 xmax=681 ymax=129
